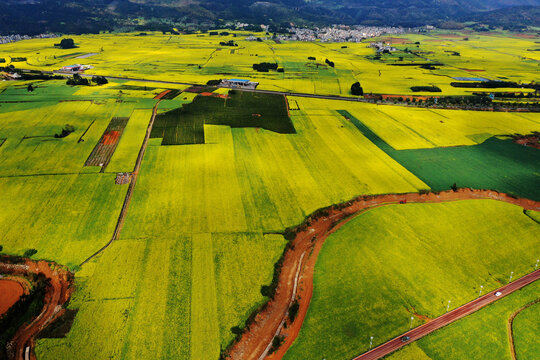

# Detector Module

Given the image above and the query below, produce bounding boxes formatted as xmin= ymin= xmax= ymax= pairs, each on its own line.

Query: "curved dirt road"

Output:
xmin=1 ymin=258 xmax=73 ymax=360
xmin=226 ymin=188 xmax=540 ymax=360
xmin=507 ymin=298 xmax=540 ymax=360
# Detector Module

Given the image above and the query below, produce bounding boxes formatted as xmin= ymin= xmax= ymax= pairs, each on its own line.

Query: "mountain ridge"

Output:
xmin=1 ymin=0 xmax=539 ymax=35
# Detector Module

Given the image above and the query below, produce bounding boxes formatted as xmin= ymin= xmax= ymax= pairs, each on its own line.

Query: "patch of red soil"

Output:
xmin=101 ymin=130 xmax=120 ymax=145
xmin=512 ymin=133 xmax=540 ymax=149
xmin=154 ymin=89 xmax=171 ymax=100
xmin=1 ymin=257 xmax=74 ymax=360
xmin=226 ymin=188 xmax=540 ymax=360
xmin=0 ymin=280 xmax=24 ymax=315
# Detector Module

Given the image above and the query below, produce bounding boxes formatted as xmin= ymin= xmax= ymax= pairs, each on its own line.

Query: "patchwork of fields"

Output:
xmin=0 ymin=30 xmax=539 ymax=360
xmin=2 ymin=31 xmax=539 ymax=97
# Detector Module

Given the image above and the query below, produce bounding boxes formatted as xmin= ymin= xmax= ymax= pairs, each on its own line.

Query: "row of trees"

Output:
xmin=66 ymin=74 xmax=108 ymax=86
xmin=253 ymin=62 xmax=278 ymax=72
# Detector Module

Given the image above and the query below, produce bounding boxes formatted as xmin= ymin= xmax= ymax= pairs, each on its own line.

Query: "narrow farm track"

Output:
xmin=79 ymin=99 xmax=163 ymax=266
xmin=507 ymin=298 xmax=540 ymax=360
xmin=0 ymin=258 xmax=73 ymax=360
xmin=226 ymin=188 xmax=540 ymax=360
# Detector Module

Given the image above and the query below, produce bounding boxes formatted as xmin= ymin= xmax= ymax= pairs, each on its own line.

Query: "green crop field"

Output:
xmin=386 ymin=281 xmax=540 ymax=360
xmin=284 ymin=200 xmax=540 ymax=360
xmin=337 ymin=109 xmax=540 ymax=200
xmin=0 ymin=29 xmax=539 ymax=360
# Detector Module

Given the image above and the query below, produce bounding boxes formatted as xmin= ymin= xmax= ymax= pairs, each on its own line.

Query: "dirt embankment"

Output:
xmin=226 ymin=188 xmax=540 ymax=360
xmin=0 ymin=257 xmax=74 ymax=360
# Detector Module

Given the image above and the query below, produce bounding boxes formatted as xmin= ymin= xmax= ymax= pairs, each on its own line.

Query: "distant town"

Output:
xmin=0 ymin=33 xmax=59 ymax=45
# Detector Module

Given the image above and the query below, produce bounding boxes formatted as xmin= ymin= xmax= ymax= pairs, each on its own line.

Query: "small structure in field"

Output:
xmin=58 ymin=64 xmax=93 ymax=73
xmin=220 ymin=78 xmax=259 ymax=90
xmin=115 ymin=172 xmax=132 ymax=185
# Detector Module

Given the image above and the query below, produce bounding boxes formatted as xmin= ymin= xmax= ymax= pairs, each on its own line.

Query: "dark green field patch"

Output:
xmin=151 ymin=91 xmax=295 ymax=145
xmin=339 ymin=110 xmax=540 ymax=200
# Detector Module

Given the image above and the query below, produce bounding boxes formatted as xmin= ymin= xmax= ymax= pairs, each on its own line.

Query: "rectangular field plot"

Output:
xmin=85 ymin=117 xmax=129 ymax=170
xmin=150 ymin=91 xmax=295 ymax=145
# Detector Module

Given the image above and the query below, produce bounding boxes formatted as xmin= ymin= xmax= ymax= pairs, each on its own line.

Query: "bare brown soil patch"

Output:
xmin=0 ymin=280 xmax=24 ymax=316
xmin=511 ymin=133 xmax=540 ymax=149
xmin=226 ymin=188 xmax=540 ymax=360
xmin=0 ymin=257 xmax=73 ymax=360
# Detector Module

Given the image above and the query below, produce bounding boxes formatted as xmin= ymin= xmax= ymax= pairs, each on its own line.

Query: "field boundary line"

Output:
xmin=507 ymin=297 xmax=540 ymax=360
xmin=79 ymin=99 xmax=163 ymax=266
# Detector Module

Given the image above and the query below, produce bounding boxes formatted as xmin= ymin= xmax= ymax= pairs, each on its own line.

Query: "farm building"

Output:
xmin=58 ymin=64 xmax=93 ymax=73
xmin=220 ymin=79 xmax=259 ymax=90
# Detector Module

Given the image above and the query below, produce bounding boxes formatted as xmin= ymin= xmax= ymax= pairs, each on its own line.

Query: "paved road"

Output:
xmin=25 ymin=69 xmax=369 ymax=103
xmin=352 ymin=269 xmax=540 ymax=360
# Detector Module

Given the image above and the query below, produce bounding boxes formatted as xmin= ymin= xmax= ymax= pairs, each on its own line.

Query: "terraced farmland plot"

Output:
xmin=285 ymin=200 xmax=540 ymax=360
xmin=85 ymin=117 xmax=129 ymax=170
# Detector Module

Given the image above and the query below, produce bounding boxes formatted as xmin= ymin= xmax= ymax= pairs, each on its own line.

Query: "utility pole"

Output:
xmin=370 ymin=336 xmax=373 ymax=350
xmin=410 ymin=316 xmax=414 ymax=329
xmin=509 ymin=271 xmax=514 ymax=282
xmin=535 ymin=259 xmax=539 ymax=270
xmin=446 ymin=300 xmax=451 ymax=312
xmin=479 ymin=285 xmax=483 ymax=297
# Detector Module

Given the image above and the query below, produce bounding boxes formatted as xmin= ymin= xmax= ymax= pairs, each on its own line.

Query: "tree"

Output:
xmin=56 ymin=38 xmax=76 ymax=49
xmin=55 ymin=124 xmax=75 ymax=138
xmin=230 ymin=326 xmax=243 ymax=336
xmin=288 ymin=299 xmax=300 ymax=323
xmin=451 ymin=182 xmax=458 ymax=192
xmin=351 ymin=82 xmax=364 ymax=96
xmin=27 ymin=84 xmax=34 ymax=92
xmin=66 ymin=74 xmax=89 ymax=86
xmin=91 ymin=76 xmax=108 ymax=85
xmin=24 ymin=249 xmax=37 ymax=257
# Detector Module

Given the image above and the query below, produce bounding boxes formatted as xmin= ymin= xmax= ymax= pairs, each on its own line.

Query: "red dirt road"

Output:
xmin=0 ymin=280 xmax=24 ymax=315
xmin=353 ymin=270 xmax=540 ymax=360
xmin=226 ymin=188 xmax=540 ymax=360
xmin=1 ymin=258 xmax=73 ymax=360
